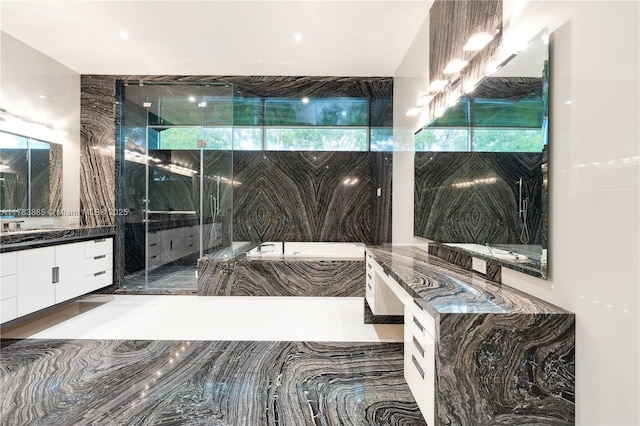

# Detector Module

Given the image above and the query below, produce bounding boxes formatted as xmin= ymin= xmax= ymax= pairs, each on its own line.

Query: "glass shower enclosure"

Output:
xmin=119 ymin=82 xmax=234 ymax=291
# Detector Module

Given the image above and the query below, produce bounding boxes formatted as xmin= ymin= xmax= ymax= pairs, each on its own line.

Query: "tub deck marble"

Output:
xmin=366 ymin=245 xmax=575 ymax=426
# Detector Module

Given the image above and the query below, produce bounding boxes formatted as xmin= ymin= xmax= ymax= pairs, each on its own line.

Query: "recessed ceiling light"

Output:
xmin=38 ymin=95 xmax=46 ymax=99
xmin=188 ymin=96 xmax=196 ymax=102
xmin=294 ymin=33 xmax=303 ymax=42
xmin=198 ymin=102 xmax=207 ymax=108
xmin=416 ymin=94 xmax=433 ymax=107
xmin=428 ymin=80 xmax=448 ymax=92
xmin=301 ymin=97 xmax=310 ymax=104
xmin=120 ymin=31 xmax=130 ymax=40
xmin=443 ymin=59 xmax=469 ymax=74
xmin=463 ymin=32 xmax=494 ymax=51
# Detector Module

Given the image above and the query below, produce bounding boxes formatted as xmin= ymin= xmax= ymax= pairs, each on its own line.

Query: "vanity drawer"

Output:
xmin=85 ymin=238 xmax=113 ymax=258
xmin=85 ymin=269 xmax=112 ymax=292
xmin=405 ymin=298 xmax=435 ymax=338
xmin=404 ymin=343 xmax=435 ymax=426
xmin=1 ymin=297 xmax=18 ymax=323
xmin=0 ymin=274 xmax=18 ymax=300
xmin=1 ymin=252 xmax=17 ymax=277
xmin=85 ymin=253 xmax=113 ymax=276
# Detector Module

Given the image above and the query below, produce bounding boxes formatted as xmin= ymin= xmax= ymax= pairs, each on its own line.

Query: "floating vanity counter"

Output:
xmin=365 ymin=245 xmax=575 ymax=426
xmin=0 ymin=226 xmax=115 ymax=324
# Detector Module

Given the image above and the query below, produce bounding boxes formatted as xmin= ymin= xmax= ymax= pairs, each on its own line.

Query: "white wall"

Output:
xmin=1 ymin=32 xmax=81 ymax=226
xmin=393 ymin=12 xmax=430 ymax=244
xmin=394 ymin=1 xmax=639 ymax=424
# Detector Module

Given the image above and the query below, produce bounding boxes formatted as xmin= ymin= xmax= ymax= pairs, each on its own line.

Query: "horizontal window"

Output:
xmin=265 ymin=128 xmax=368 ymax=151
xmin=415 ymin=129 xmax=468 ymax=152
xmin=370 ymin=128 xmax=393 ymax=151
xmin=472 ymin=128 xmax=545 ymax=152
xmin=265 ymin=98 xmax=368 ymax=126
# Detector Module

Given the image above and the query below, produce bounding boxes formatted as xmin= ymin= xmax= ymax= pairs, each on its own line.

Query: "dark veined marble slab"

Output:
xmin=0 ymin=339 xmax=425 ymax=426
xmin=0 ymin=226 xmax=115 ymax=252
xmin=365 ymin=244 xmax=575 ymax=425
xmin=199 ymin=257 xmax=364 ymax=297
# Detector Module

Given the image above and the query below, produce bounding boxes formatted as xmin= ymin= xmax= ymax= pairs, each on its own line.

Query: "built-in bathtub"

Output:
xmin=246 ymin=242 xmax=364 ymax=259
xmin=198 ymin=242 xmax=365 ymax=297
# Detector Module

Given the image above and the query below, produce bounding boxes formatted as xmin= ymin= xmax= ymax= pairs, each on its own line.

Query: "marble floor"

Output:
xmin=122 ymin=264 xmax=199 ymax=292
xmin=0 ymin=296 xmax=419 ymax=425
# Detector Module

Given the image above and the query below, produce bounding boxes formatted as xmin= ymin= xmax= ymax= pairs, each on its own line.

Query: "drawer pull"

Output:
xmin=367 ymin=273 xmax=372 ymax=280
xmin=367 ymin=283 xmax=372 ymax=290
xmin=413 ymin=337 xmax=425 ymax=357
xmin=94 ymin=271 xmax=106 ymax=277
xmin=94 ymin=255 xmax=106 ymax=260
xmin=411 ymin=355 xmax=425 ymax=379
xmin=93 ymin=238 xmax=106 ymax=243
xmin=413 ymin=299 xmax=424 ymax=310
xmin=413 ymin=316 xmax=424 ymax=333
xmin=367 ymin=263 xmax=372 ymax=269
xmin=150 ymin=243 xmax=158 ymax=247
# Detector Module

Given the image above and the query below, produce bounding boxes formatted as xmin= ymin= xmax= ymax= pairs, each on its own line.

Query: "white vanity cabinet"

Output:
xmin=404 ymin=298 xmax=436 ymax=426
xmin=365 ymin=251 xmax=404 ymax=316
xmin=1 ymin=252 xmax=18 ymax=323
xmin=1 ymin=236 xmax=113 ymax=324
xmin=17 ymin=242 xmax=86 ymax=317
xmin=365 ymin=249 xmax=435 ymax=425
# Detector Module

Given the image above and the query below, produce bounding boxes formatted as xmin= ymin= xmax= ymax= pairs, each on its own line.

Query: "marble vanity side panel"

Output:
xmin=233 ymin=152 xmax=373 ymax=243
xmin=363 ymin=298 xmax=403 ymax=324
xmin=414 ymin=152 xmax=543 ymax=245
xmin=198 ymin=259 xmax=364 ymax=297
xmin=436 ymin=312 xmax=575 ymax=425
xmin=370 ymin=152 xmax=393 ymax=244
xmin=428 ymin=0 xmax=503 ymax=121
xmin=49 ymin=143 xmax=63 ymax=214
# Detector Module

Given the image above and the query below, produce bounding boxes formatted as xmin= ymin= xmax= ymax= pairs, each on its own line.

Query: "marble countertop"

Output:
xmin=365 ymin=245 xmax=569 ymax=317
xmin=0 ymin=226 xmax=115 ymax=252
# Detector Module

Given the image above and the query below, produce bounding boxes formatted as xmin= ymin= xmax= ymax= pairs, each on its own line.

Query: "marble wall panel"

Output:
xmin=198 ymin=258 xmax=364 ymax=297
xmin=49 ymin=143 xmax=63 ymax=214
xmin=428 ymin=0 xmax=503 ymax=120
xmin=233 ymin=151 xmax=388 ymax=243
xmin=81 ymin=75 xmax=117 ymax=227
xmin=415 ymin=152 xmax=543 ymax=245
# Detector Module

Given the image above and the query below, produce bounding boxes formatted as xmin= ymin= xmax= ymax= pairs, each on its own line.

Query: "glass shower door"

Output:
xmin=120 ymin=82 xmax=234 ymax=292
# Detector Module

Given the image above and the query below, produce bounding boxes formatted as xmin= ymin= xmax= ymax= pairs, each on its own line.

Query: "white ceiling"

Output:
xmin=0 ymin=0 xmax=431 ymax=76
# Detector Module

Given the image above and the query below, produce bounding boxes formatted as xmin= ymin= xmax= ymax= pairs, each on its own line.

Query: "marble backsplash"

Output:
xmin=414 ymin=151 xmax=543 ymax=245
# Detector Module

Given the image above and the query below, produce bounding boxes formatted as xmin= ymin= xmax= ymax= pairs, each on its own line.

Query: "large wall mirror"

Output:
xmin=414 ymin=27 xmax=549 ymax=279
xmin=0 ymin=131 xmax=63 ymax=218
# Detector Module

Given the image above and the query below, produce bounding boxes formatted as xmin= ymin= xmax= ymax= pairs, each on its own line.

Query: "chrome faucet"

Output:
xmin=485 ymin=243 xmax=495 ymax=257
xmin=257 ymin=243 xmax=275 ymax=253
